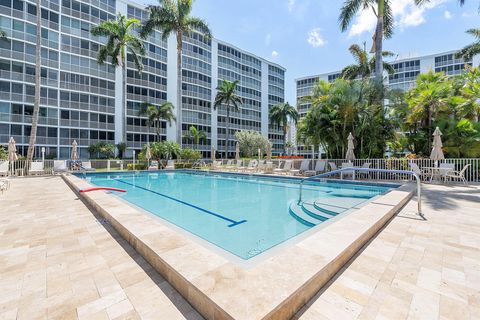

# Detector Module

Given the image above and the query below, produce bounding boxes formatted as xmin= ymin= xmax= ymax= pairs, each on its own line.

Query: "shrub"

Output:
xmin=178 ymin=148 xmax=201 ymax=161
xmin=0 ymin=146 xmax=7 ymax=160
xmin=234 ymin=130 xmax=270 ymax=157
xmin=174 ymin=162 xmax=194 ymax=169
xmin=127 ymin=163 xmax=147 ymax=170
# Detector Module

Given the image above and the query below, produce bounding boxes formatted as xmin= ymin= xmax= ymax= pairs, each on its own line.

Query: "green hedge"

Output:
xmin=127 ymin=163 xmax=147 ymax=170
xmin=174 ymin=162 xmax=194 ymax=169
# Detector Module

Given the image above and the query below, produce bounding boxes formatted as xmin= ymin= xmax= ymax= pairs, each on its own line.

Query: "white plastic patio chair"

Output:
xmin=290 ymin=160 xmax=310 ymax=176
xmin=235 ymin=160 xmax=244 ymax=172
xmin=148 ymin=160 xmax=159 ymax=170
xmin=274 ymin=160 xmax=293 ymax=175
xmin=357 ymin=162 xmax=371 ymax=179
xmin=340 ymin=162 xmax=355 ymax=179
xmin=304 ymin=160 xmax=326 ymax=177
xmin=53 ymin=160 xmax=68 ymax=174
xmin=0 ymin=161 xmax=8 ymax=176
xmin=245 ymin=159 xmax=258 ymax=172
xmin=437 ymin=163 xmax=455 ymax=181
xmin=29 ymin=161 xmax=45 ymax=175
xmin=445 ymin=164 xmax=470 ymax=184
xmin=165 ymin=160 xmax=175 ymax=170
xmin=81 ymin=161 xmax=96 ymax=171
xmin=409 ymin=162 xmax=429 ymax=181
xmin=0 ymin=178 xmax=9 ymax=194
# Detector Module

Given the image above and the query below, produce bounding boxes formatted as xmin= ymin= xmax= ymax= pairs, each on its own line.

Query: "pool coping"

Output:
xmin=62 ymin=172 xmax=415 ymax=320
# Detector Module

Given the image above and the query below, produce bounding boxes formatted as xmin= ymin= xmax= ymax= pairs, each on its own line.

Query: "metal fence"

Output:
xmin=1 ymin=158 xmax=479 ymax=182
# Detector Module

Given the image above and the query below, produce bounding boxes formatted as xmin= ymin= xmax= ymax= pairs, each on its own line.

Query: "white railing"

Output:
xmin=214 ymin=158 xmax=480 ymax=183
xmin=2 ymin=158 xmax=479 ymax=182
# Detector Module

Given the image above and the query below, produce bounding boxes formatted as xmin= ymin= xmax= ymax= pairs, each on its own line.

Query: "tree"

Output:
xmin=298 ymin=78 xmax=392 ymax=158
xmin=214 ymin=80 xmax=243 ymax=157
xmin=140 ymin=0 xmax=211 ymax=143
xmin=234 ymin=130 xmax=270 ymax=157
xmin=455 ymin=28 xmax=480 ymax=61
xmin=138 ymin=102 xmax=176 ymax=141
xmin=178 ymin=148 xmax=202 ymax=161
xmin=116 ymin=142 xmax=127 ymax=159
xmin=26 ymin=0 xmax=41 ymax=162
xmin=91 ymin=13 xmax=145 ymax=143
xmin=149 ymin=141 xmax=181 ymax=160
xmin=0 ymin=145 xmax=7 ymax=160
xmin=341 ymin=43 xmax=395 ymax=80
xmin=339 ymin=0 xmax=428 ymax=85
xmin=268 ymin=102 xmax=299 ymax=155
xmin=87 ymin=142 xmax=115 ymax=159
xmin=405 ymin=71 xmax=451 ymax=153
xmin=186 ymin=126 xmax=206 ymax=150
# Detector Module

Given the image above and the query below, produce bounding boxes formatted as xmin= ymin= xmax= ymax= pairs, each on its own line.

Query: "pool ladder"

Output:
xmin=298 ymin=168 xmax=422 ymax=216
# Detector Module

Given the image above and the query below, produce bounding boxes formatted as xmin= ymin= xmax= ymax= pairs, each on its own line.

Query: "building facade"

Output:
xmin=295 ymin=50 xmax=480 ymax=156
xmin=0 ymin=0 xmax=285 ymax=159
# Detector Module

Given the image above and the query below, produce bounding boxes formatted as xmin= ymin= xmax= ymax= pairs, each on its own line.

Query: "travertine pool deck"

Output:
xmin=1 ymin=177 xmax=479 ymax=319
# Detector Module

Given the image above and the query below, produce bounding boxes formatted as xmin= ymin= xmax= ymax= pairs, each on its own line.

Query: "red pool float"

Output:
xmin=79 ymin=187 xmax=126 ymax=193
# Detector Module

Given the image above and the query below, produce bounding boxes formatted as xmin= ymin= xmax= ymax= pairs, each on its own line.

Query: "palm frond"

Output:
xmin=186 ymin=17 xmax=212 ymax=39
xmin=339 ymin=0 xmax=364 ymax=32
xmin=383 ymin=2 xmax=394 ymax=38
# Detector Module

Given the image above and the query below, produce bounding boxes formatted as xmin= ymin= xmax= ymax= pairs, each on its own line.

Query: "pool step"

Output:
xmin=290 ymin=195 xmax=372 ymax=227
xmin=289 ymin=201 xmax=325 ymax=227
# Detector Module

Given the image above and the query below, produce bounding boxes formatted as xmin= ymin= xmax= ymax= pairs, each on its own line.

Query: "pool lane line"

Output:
xmin=114 ymin=179 xmax=247 ymax=228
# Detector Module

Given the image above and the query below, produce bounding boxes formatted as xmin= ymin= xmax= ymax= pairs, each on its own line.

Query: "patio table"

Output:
xmin=422 ymin=166 xmax=454 ymax=182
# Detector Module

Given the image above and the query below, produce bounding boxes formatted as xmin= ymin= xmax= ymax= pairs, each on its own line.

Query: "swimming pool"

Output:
xmin=79 ymin=171 xmax=393 ymax=259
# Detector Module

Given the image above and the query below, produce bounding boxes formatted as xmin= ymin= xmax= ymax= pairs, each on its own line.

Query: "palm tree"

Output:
xmin=140 ymin=0 xmax=211 ymax=144
xmin=214 ymin=80 xmax=243 ymax=157
xmin=269 ymin=102 xmax=299 ymax=155
xmin=186 ymin=126 xmax=206 ymax=150
xmin=116 ymin=142 xmax=127 ymax=159
xmin=341 ymin=43 xmax=395 ymax=80
xmin=457 ymin=0 xmax=480 ymax=11
xmin=339 ymin=0 xmax=428 ymax=84
xmin=138 ymin=102 xmax=176 ymax=142
xmin=0 ymin=29 xmax=6 ymax=39
xmin=26 ymin=0 xmax=41 ymax=162
xmin=455 ymin=28 xmax=480 ymax=61
xmin=91 ymin=13 xmax=145 ymax=143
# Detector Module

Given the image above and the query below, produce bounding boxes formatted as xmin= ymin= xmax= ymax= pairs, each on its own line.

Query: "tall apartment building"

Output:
xmin=295 ymin=50 xmax=480 ymax=156
xmin=0 ymin=0 xmax=285 ymax=159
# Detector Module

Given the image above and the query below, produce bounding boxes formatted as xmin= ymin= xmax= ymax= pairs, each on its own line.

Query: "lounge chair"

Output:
xmin=235 ymin=160 xmax=246 ymax=172
xmin=81 ymin=161 xmax=96 ymax=172
xmin=0 ymin=161 xmax=8 ymax=176
xmin=148 ymin=160 xmax=159 ymax=170
xmin=165 ymin=160 xmax=175 ymax=170
xmin=53 ymin=160 xmax=68 ymax=174
xmin=304 ymin=160 xmax=326 ymax=177
xmin=29 ymin=161 xmax=45 ymax=175
xmin=257 ymin=160 xmax=266 ymax=172
xmin=445 ymin=164 xmax=470 ymax=184
xmin=290 ymin=160 xmax=311 ymax=176
xmin=223 ymin=159 xmax=233 ymax=170
xmin=245 ymin=160 xmax=258 ymax=172
xmin=274 ymin=160 xmax=293 ymax=175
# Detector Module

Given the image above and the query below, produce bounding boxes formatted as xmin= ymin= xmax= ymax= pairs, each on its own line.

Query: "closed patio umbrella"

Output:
xmin=71 ymin=140 xmax=78 ymax=161
xmin=345 ymin=132 xmax=356 ymax=162
xmin=430 ymin=127 xmax=444 ymax=165
xmin=7 ymin=137 xmax=18 ymax=162
xmin=145 ymin=143 xmax=152 ymax=166
xmin=266 ymin=142 xmax=272 ymax=161
xmin=235 ymin=142 xmax=240 ymax=160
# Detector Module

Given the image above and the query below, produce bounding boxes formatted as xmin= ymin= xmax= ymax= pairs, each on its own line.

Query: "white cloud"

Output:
xmin=307 ymin=28 xmax=326 ymax=48
xmin=444 ymin=10 xmax=452 ymax=19
xmin=288 ymin=0 xmax=295 ymax=12
xmin=271 ymin=51 xmax=279 ymax=58
xmin=265 ymin=33 xmax=272 ymax=46
xmin=348 ymin=0 xmax=446 ymax=37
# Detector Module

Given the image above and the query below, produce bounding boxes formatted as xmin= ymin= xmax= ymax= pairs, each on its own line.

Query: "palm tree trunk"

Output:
xmin=122 ymin=63 xmax=127 ymax=143
xmin=374 ymin=0 xmax=384 ymax=85
xmin=156 ymin=119 xmax=161 ymax=142
xmin=226 ymin=107 xmax=230 ymax=158
xmin=283 ymin=127 xmax=288 ymax=155
xmin=26 ymin=0 xmax=42 ymax=162
xmin=176 ymin=34 xmax=183 ymax=145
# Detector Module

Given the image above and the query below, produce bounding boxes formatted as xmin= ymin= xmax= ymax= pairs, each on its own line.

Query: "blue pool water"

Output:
xmin=79 ymin=171 xmax=392 ymax=260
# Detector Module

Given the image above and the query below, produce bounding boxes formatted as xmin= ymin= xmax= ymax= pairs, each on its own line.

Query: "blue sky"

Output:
xmin=139 ymin=0 xmax=479 ymax=104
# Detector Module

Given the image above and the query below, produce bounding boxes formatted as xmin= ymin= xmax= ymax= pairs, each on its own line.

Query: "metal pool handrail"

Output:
xmin=298 ymin=168 xmax=422 ymax=215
